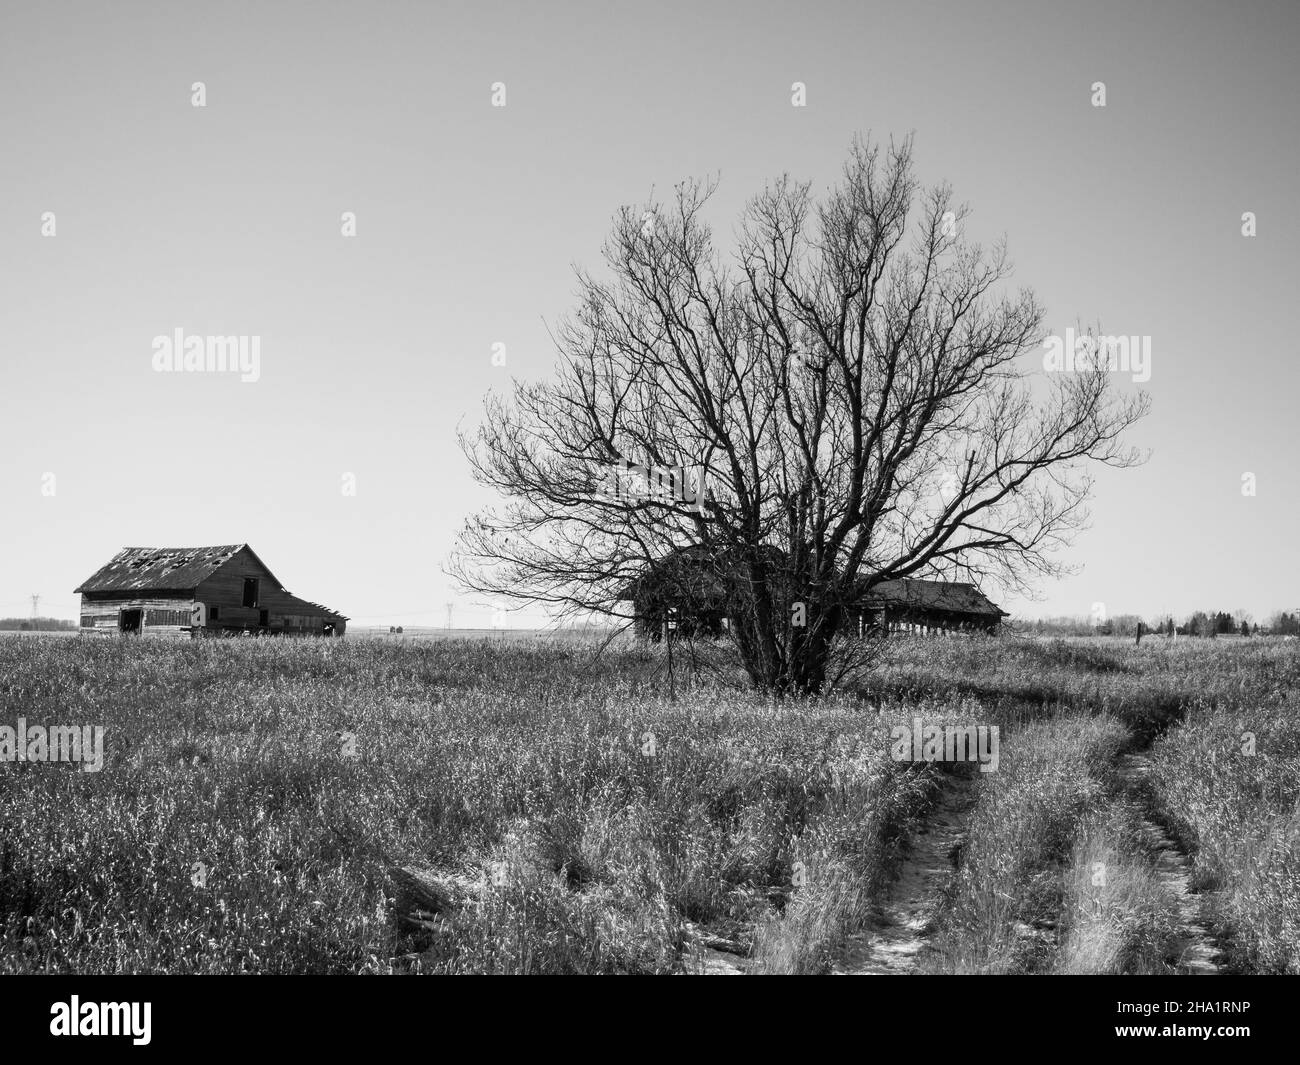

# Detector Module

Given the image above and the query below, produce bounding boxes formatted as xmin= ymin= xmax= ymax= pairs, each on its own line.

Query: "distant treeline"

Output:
xmin=1019 ymin=611 xmax=1300 ymax=637
xmin=0 ymin=617 xmax=76 ymax=631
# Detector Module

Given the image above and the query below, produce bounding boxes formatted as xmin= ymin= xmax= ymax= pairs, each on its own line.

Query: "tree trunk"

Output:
xmin=732 ymin=600 xmax=839 ymax=694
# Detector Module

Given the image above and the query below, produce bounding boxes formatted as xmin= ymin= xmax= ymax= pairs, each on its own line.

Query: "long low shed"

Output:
xmin=617 ymin=545 xmax=1008 ymax=640
xmin=74 ymin=544 xmax=347 ymax=637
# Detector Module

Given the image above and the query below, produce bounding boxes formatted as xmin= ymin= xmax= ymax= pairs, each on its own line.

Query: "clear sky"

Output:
xmin=1 ymin=0 xmax=1296 ymax=627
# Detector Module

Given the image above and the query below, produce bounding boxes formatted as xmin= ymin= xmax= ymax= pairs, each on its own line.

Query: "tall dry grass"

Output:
xmin=0 ymin=637 xmax=926 ymax=973
xmin=1 ymin=633 xmax=1295 ymax=973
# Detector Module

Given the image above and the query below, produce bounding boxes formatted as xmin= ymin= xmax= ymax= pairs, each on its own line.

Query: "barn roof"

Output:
xmin=75 ymin=545 xmax=260 ymax=594
xmin=861 ymin=578 xmax=1008 ymax=617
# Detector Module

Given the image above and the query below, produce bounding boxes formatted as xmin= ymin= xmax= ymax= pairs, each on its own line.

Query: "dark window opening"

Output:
xmin=242 ymin=578 xmax=260 ymax=608
xmin=210 ymin=606 xmax=219 ymax=621
xmin=259 ymin=609 xmax=269 ymax=627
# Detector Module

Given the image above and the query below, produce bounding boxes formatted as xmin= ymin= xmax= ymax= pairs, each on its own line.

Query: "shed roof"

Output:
xmin=860 ymin=578 xmax=1008 ymax=617
xmin=615 ymin=543 xmax=787 ymax=602
xmin=617 ymin=546 xmax=1007 ymax=618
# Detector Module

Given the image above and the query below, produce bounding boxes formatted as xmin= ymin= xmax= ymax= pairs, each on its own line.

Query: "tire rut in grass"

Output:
xmin=833 ymin=773 xmax=975 ymax=975
xmin=1117 ymin=753 xmax=1221 ymax=975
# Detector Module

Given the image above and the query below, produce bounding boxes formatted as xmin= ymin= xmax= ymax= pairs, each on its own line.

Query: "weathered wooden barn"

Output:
xmin=74 ymin=545 xmax=347 ymax=637
xmin=617 ymin=546 xmax=1007 ymax=640
xmin=848 ymin=578 xmax=1008 ymax=635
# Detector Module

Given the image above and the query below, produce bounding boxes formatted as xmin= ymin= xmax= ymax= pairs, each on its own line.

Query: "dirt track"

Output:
xmin=833 ymin=775 xmax=974 ymax=975
xmin=1117 ymin=753 xmax=1221 ymax=975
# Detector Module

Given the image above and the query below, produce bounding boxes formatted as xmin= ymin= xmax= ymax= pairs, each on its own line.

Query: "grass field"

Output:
xmin=0 ymin=634 xmax=1295 ymax=974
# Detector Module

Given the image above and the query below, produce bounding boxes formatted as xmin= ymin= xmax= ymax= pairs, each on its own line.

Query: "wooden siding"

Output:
xmin=79 ymin=593 xmax=195 ymax=636
xmin=193 ymin=547 xmax=343 ymax=635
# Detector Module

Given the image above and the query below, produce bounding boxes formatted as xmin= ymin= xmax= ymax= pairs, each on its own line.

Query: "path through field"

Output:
xmin=1118 ymin=753 xmax=1221 ymax=975
xmin=832 ymin=774 xmax=975 ymax=975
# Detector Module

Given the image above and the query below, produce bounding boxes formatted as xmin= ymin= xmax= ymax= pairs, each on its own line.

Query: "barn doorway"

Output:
xmin=118 ymin=608 xmax=142 ymax=635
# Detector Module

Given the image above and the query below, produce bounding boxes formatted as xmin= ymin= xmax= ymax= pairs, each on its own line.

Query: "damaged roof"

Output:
xmin=861 ymin=578 xmax=1008 ymax=617
xmin=75 ymin=545 xmax=251 ymax=593
xmin=618 ymin=546 xmax=1006 ymax=618
xmin=615 ymin=544 xmax=786 ymax=602
xmin=278 ymin=594 xmax=350 ymax=621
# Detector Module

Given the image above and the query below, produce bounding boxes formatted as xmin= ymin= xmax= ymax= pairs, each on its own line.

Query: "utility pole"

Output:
xmin=30 ymin=593 xmax=40 ymax=619
xmin=445 ymin=602 xmax=453 ymax=631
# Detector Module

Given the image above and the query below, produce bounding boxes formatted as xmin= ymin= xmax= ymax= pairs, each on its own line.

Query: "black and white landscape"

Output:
xmin=0 ymin=0 xmax=1295 ymax=1043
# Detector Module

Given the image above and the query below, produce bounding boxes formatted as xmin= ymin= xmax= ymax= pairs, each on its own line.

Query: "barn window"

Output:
xmin=242 ymin=578 xmax=260 ymax=608
xmin=259 ymin=609 xmax=269 ymax=627
xmin=210 ymin=606 xmax=219 ymax=621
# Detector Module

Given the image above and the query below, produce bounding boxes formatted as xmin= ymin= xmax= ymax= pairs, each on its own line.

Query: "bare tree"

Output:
xmin=451 ymin=134 xmax=1149 ymax=692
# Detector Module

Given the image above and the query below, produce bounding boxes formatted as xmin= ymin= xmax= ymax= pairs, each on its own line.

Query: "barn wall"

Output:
xmin=80 ymin=593 xmax=195 ymax=634
xmin=194 ymin=548 xmax=342 ymax=635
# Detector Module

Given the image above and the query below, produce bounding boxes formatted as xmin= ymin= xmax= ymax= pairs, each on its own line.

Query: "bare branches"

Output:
xmin=449 ymin=133 xmax=1150 ymax=690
